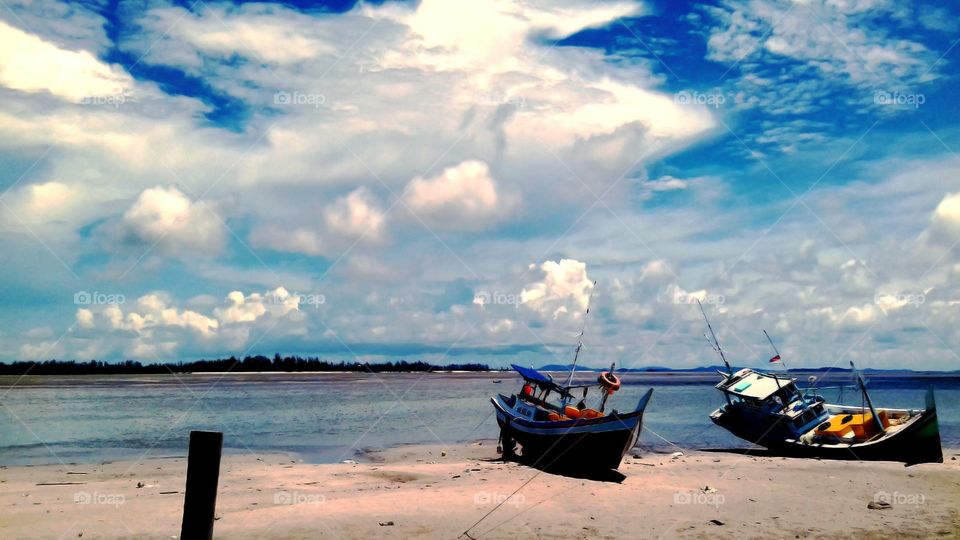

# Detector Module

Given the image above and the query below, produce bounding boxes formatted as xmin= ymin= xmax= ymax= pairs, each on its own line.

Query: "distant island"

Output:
xmin=0 ymin=355 xmax=493 ymax=376
xmin=536 ymin=364 xmax=960 ymax=375
xmin=2 ymin=358 xmax=957 ymax=377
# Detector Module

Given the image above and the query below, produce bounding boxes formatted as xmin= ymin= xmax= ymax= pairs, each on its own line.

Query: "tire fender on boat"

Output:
xmin=598 ymin=371 xmax=621 ymax=392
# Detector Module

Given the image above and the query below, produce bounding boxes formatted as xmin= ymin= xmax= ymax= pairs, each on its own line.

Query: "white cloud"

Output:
xmin=521 ymin=259 xmax=594 ymax=318
xmin=214 ymin=287 xmax=300 ymax=324
xmin=925 ymin=192 xmax=960 ymax=243
xmin=324 ymin=187 xmax=385 ymax=239
xmin=404 ymin=160 xmax=513 ymax=230
xmin=703 ymin=0 xmax=940 ymax=151
xmin=116 ymin=185 xmax=225 ymax=256
xmin=0 ymin=19 xmax=132 ymax=102
xmin=67 ymin=287 xmax=306 ymax=360
xmin=706 ymin=0 xmax=934 ymax=87
xmin=249 ymin=187 xmax=385 ymax=257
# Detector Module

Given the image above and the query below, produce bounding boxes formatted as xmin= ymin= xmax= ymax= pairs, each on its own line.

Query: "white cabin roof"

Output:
xmin=718 ymin=368 xmax=795 ymax=400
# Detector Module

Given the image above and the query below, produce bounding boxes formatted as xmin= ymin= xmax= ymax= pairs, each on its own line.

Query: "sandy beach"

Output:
xmin=1 ymin=443 xmax=958 ymax=539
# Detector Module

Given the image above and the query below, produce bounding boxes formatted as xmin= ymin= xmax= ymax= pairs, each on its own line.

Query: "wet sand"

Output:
xmin=1 ymin=442 xmax=958 ymax=539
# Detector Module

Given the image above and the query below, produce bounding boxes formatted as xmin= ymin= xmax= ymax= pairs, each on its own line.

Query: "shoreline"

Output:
xmin=5 ymin=437 xmax=960 ymax=468
xmin=2 ymin=442 xmax=958 ymax=539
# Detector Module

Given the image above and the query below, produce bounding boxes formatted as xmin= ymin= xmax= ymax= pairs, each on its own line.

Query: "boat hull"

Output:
xmin=492 ymin=390 xmax=652 ymax=471
xmin=711 ymin=404 xmax=943 ymax=464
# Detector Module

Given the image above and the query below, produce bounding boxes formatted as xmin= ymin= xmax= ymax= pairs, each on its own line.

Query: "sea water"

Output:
xmin=1 ymin=372 xmax=957 ymax=465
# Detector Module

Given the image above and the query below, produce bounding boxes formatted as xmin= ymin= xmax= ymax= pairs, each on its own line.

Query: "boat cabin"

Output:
xmin=507 ymin=364 xmax=610 ymax=422
xmin=716 ymin=368 xmax=828 ymax=434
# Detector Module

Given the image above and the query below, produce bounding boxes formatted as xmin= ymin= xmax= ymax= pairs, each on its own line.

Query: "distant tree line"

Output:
xmin=0 ymin=355 xmax=492 ymax=375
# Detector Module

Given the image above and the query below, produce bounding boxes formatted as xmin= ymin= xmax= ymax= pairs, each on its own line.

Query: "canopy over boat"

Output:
xmin=510 ymin=364 xmax=577 ymax=399
xmin=511 ymin=364 xmax=551 ymax=384
xmin=717 ymin=368 xmax=797 ymax=401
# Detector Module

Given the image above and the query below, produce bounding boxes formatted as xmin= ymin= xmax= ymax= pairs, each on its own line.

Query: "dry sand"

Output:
xmin=1 ymin=443 xmax=958 ymax=539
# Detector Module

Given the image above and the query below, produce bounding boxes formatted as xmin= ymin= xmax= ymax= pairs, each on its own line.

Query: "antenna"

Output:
xmin=564 ymin=280 xmax=597 ymax=389
xmin=697 ymin=299 xmax=732 ymax=376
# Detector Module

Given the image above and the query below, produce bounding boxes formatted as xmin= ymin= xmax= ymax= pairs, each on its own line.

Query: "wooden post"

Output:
xmin=180 ymin=430 xmax=223 ymax=540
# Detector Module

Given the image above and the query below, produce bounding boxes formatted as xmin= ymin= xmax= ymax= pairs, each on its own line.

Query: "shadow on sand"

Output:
xmin=482 ymin=455 xmax=627 ymax=483
xmin=699 ymin=447 xmax=776 ymax=457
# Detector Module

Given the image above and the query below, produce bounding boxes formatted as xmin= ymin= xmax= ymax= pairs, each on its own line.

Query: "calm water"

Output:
xmin=1 ymin=372 xmax=958 ymax=465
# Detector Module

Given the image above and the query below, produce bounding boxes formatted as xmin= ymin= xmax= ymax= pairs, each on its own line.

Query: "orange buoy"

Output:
xmin=580 ymin=408 xmax=602 ymax=419
xmin=563 ymin=405 xmax=582 ymax=419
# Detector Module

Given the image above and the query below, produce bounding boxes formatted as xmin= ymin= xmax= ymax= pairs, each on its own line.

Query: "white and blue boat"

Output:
xmin=491 ymin=364 xmax=653 ymax=471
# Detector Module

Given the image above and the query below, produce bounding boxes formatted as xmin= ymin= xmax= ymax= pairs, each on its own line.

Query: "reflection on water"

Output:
xmin=1 ymin=372 xmax=957 ymax=465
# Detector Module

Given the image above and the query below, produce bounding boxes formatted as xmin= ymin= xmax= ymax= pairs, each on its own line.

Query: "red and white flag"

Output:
xmin=769 ymin=354 xmax=781 ymax=363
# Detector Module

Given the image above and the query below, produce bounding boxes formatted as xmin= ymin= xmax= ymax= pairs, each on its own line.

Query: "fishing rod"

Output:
xmin=697 ymin=299 xmax=732 ymax=376
xmin=563 ymin=280 xmax=597 ymax=392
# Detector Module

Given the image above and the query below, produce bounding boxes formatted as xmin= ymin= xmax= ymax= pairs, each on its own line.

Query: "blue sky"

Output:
xmin=0 ymin=0 xmax=959 ymax=369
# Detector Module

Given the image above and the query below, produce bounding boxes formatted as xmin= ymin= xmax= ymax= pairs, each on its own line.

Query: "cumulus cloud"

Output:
xmin=924 ymin=192 xmax=960 ymax=244
xmin=3 ymin=0 xmax=959 ymax=371
xmin=214 ymin=287 xmax=300 ymax=324
xmin=249 ymin=187 xmax=385 ymax=257
xmin=114 ymin=185 xmax=225 ymax=256
xmin=324 ymin=187 xmax=385 ymax=239
xmin=0 ymin=19 xmax=132 ymax=102
xmin=70 ymin=287 xmax=305 ymax=360
xmin=404 ymin=160 xmax=514 ymax=231
xmin=521 ymin=259 xmax=594 ymax=319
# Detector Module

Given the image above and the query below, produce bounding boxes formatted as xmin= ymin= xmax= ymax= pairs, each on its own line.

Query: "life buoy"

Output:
xmin=598 ymin=371 xmax=621 ymax=392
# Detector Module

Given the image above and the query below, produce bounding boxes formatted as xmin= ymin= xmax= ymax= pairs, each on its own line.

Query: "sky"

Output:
xmin=0 ymin=0 xmax=959 ymax=370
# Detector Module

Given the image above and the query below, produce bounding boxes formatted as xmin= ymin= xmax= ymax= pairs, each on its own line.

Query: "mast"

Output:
xmin=697 ymin=299 xmax=732 ymax=376
xmin=564 ymin=280 xmax=597 ymax=389
xmin=850 ymin=361 xmax=885 ymax=435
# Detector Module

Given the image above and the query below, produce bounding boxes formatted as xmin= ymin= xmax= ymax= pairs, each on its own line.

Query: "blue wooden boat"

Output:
xmin=491 ymin=364 xmax=653 ymax=471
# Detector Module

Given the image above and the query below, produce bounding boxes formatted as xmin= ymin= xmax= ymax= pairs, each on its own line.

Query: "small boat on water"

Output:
xmin=491 ymin=363 xmax=653 ymax=471
xmin=698 ymin=302 xmax=942 ymax=464
xmin=490 ymin=280 xmax=653 ymax=471
xmin=709 ymin=367 xmax=942 ymax=464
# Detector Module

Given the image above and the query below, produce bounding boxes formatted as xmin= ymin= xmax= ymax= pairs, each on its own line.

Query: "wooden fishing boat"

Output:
xmin=697 ymin=302 xmax=942 ymax=464
xmin=492 ymin=364 xmax=654 ymax=471
xmin=709 ymin=367 xmax=942 ymax=464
